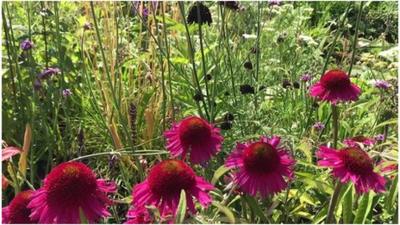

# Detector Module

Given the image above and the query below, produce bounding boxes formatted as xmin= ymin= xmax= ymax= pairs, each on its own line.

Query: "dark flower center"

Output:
xmin=243 ymin=142 xmax=280 ymax=174
xmin=8 ymin=190 xmax=36 ymax=224
xmin=351 ymin=136 xmax=368 ymax=142
xmin=148 ymin=160 xmax=196 ymax=197
xmin=45 ymin=162 xmax=97 ymax=207
xmin=179 ymin=117 xmax=211 ymax=146
xmin=320 ymin=70 xmax=351 ymax=90
xmin=342 ymin=147 xmax=374 ymax=174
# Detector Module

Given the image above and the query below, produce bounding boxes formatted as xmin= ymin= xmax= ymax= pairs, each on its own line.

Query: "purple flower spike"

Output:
xmin=38 ymin=67 xmax=61 ymax=79
xmin=300 ymin=73 xmax=312 ymax=82
xmin=313 ymin=122 xmax=325 ymax=131
xmin=374 ymin=80 xmax=391 ymax=90
xmin=20 ymin=39 xmax=34 ymax=51
xmin=62 ymin=89 xmax=72 ymax=98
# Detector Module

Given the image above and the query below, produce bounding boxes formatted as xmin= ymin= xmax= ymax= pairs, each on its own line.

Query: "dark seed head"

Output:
xmin=293 ymin=81 xmax=300 ymax=89
xmin=220 ymin=121 xmax=233 ymax=130
xmin=240 ymin=84 xmax=255 ymax=94
xmin=282 ymin=79 xmax=291 ymax=89
xmin=205 ymin=74 xmax=212 ymax=81
xmin=224 ymin=112 xmax=234 ymax=121
xmin=193 ymin=91 xmax=204 ymax=102
xmin=219 ymin=1 xmax=242 ymax=11
xmin=312 ymin=101 xmax=319 ymax=108
xmin=224 ymin=91 xmax=230 ymax=96
xmin=187 ymin=2 xmax=212 ymax=25
xmin=244 ymin=61 xmax=253 ymax=70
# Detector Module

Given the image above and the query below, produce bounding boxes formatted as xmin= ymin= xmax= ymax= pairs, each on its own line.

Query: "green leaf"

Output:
xmin=354 ymin=192 xmax=374 ymax=224
xmin=212 ymin=201 xmax=236 ymax=224
xmin=312 ymin=204 xmax=328 ymax=224
xmin=211 ymin=165 xmax=230 ymax=185
xmin=342 ymin=185 xmax=354 ymax=223
xmin=243 ymin=196 xmax=268 ymax=223
xmin=385 ymin=175 xmax=398 ymax=213
xmin=79 ymin=207 xmax=89 ymax=224
xmin=175 ymin=190 xmax=187 ymax=224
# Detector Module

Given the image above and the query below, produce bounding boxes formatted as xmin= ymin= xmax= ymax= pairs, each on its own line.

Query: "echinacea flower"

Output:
xmin=225 ymin=136 xmax=295 ymax=198
xmin=187 ymin=2 xmax=212 ymax=25
xmin=38 ymin=67 xmax=61 ymax=80
xmin=316 ymin=146 xmax=386 ymax=194
xmin=310 ymin=69 xmax=361 ymax=104
xmin=125 ymin=207 xmax=153 ymax=224
xmin=20 ymin=39 xmax=34 ymax=51
xmin=131 ymin=159 xmax=214 ymax=219
xmin=344 ymin=136 xmax=376 ymax=147
xmin=28 ymin=162 xmax=116 ymax=223
xmin=164 ymin=116 xmax=223 ymax=164
xmin=2 ymin=190 xmax=37 ymax=224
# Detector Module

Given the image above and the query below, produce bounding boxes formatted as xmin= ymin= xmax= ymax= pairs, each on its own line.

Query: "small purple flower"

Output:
xmin=38 ymin=67 xmax=61 ymax=79
xmin=312 ymin=122 xmax=325 ymax=131
xmin=62 ymin=89 xmax=72 ymax=97
xmin=83 ymin=22 xmax=92 ymax=30
xmin=374 ymin=134 xmax=385 ymax=142
xmin=142 ymin=7 xmax=149 ymax=17
xmin=373 ymin=80 xmax=391 ymax=90
xmin=300 ymin=73 xmax=312 ymax=82
xmin=268 ymin=0 xmax=282 ymax=6
xmin=20 ymin=39 xmax=34 ymax=51
xmin=33 ymin=79 xmax=42 ymax=91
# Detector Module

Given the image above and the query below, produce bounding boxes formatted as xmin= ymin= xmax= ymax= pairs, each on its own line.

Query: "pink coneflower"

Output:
xmin=344 ymin=136 xmax=376 ymax=147
xmin=2 ymin=190 xmax=37 ymax=224
xmin=125 ymin=207 xmax=152 ymax=224
xmin=131 ymin=159 xmax=214 ymax=219
xmin=28 ymin=162 xmax=116 ymax=223
xmin=164 ymin=116 xmax=223 ymax=164
xmin=310 ymin=69 xmax=361 ymax=104
xmin=316 ymin=146 xmax=386 ymax=194
xmin=225 ymin=136 xmax=295 ymax=198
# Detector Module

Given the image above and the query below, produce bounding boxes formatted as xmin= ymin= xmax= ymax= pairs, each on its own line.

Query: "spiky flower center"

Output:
xmin=179 ymin=117 xmax=211 ymax=146
xmin=45 ymin=162 xmax=97 ymax=207
xmin=342 ymin=147 xmax=373 ymax=174
xmin=243 ymin=142 xmax=280 ymax=174
xmin=320 ymin=70 xmax=351 ymax=90
xmin=8 ymin=190 xmax=35 ymax=224
xmin=148 ymin=160 xmax=196 ymax=197
xmin=351 ymin=136 xmax=368 ymax=142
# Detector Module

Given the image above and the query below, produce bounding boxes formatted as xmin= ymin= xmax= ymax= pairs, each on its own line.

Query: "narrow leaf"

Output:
xmin=19 ymin=123 xmax=32 ymax=177
xmin=175 ymin=190 xmax=186 ymax=224
xmin=385 ymin=175 xmax=398 ymax=213
xmin=354 ymin=192 xmax=374 ymax=224
xmin=243 ymin=196 xmax=268 ymax=223
xmin=212 ymin=201 xmax=236 ymax=224
xmin=79 ymin=207 xmax=89 ymax=224
xmin=211 ymin=165 xmax=230 ymax=185
xmin=342 ymin=185 xmax=354 ymax=223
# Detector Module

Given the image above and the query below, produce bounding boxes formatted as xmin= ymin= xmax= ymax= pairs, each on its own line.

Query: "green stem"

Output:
xmin=348 ymin=2 xmax=363 ymax=77
xmin=326 ymin=104 xmax=341 ymax=223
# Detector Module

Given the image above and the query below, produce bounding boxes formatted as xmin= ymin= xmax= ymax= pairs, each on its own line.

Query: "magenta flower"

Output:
xmin=344 ymin=136 xmax=376 ymax=147
xmin=2 ymin=190 xmax=37 ymax=224
xmin=225 ymin=136 xmax=295 ymax=198
xmin=310 ymin=69 xmax=361 ymax=104
xmin=316 ymin=146 xmax=386 ymax=194
xmin=20 ymin=39 xmax=34 ymax=51
xmin=131 ymin=159 xmax=214 ymax=219
xmin=28 ymin=162 xmax=116 ymax=223
xmin=125 ymin=207 xmax=153 ymax=224
xmin=164 ymin=116 xmax=223 ymax=164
